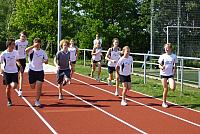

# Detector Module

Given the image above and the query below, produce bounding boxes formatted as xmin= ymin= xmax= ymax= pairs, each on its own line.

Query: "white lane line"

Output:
xmin=44 ymin=79 xmax=148 ymax=134
xmin=0 ymin=74 xmax=58 ymax=134
xmin=14 ymin=89 xmax=58 ymax=134
xmin=71 ymin=77 xmax=200 ymax=128
xmin=76 ymin=72 xmax=200 ymax=113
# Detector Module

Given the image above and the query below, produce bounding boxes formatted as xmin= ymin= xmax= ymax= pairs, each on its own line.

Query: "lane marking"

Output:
xmin=0 ymin=74 xmax=58 ymax=134
xmin=75 ymin=72 xmax=200 ymax=113
xmin=45 ymin=79 xmax=148 ymax=134
xmin=71 ymin=77 xmax=200 ymax=128
xmin=14 ymin=89 xmax=58 ymax=134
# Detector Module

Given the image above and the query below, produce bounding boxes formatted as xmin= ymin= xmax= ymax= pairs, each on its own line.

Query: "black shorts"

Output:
xmin=3 ymin=72 xmax=18 ymax=85
xmin=71 ymin=61 xmax=76 ymax=64
xmin=160 ymin=75 xmax=174 ymax=79
xmin=92 ymin=60 xmax=101 ymax=63
xmin=108 ymin=66 xmax=116 ymax=74
xmin=17 ymin=58 xmax=26 ymax=72
xmin=28 ymin=69 xmax=44 ymax=84
xmin=119 ymin=75 xmax=131 ymax=82
xmin=57 ymin=69 xmax=71 ymax=84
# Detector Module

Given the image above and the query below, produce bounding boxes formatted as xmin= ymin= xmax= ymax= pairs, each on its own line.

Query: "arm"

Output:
xmin=43 ymin=52 xmax=48 ymax=64
xmin=105 ymin=48 xmax=115 ymax=63
xmin=173 ymin=63 xmax=176 ymax=75
xmin=0 ymin=63 xmax=3 ymax=75
xmin=91 ymin=48 xmax=96 ymax=55
xmin=25 ymin=45 xmax=35 ymax=54
xmin=16 ymin=59 xmax=23 ymax=72
xmin=76 ymin=47 xmax=79 ymax=59
xmin=159 ymin=64 xmax=165 ymax=70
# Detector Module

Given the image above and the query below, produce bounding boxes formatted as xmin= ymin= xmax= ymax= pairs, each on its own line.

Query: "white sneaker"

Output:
xmin=35 ymin=100 xmax=41 ymax=107
xmin=121 ymin=100 xmax=127 ymax=106
xmin=18 ymin=90 xmax=22 ymax=97
xmin=96 ymin=77 xmax=100 ymax=82
xmin=59 ymin=95 xmax=63 ymax=100
xmin=114 ymin=90 xmax=119 ymax=96
xmin=107 ymin=79 xmax=112 ymax=86
xmin=162 ymin=102 xmax=168 ymax=108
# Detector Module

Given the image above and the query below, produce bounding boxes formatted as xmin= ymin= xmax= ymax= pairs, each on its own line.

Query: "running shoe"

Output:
xmin=114 ymin=90 xmax=119 ymax=96
xmin=162 ymin=102 xmax=168 ymax=108
xmin=96 ymin=77 xmax=100 ymax=82
xmin=7 ymin=100 xmax=12 ymax=107
xmin=18 ymin=89 xmax=22 ymax=97
xmin=121 ymin=100 xmax=127 ymax=106
xmin=59 ymin=94 xmax=64 ymax=100
xmin=63 ymin=81 xmax=67 ymax=86
xmin=35 ymin=100 xmax=41 ymax=107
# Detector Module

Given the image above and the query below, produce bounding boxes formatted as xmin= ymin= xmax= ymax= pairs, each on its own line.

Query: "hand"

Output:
xmin=162 ymin=65 xmax=165 ymax=70
xmin=0 ymin=69 xmax=4 ymax=75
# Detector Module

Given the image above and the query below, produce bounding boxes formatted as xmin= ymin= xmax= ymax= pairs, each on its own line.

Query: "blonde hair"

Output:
xmin=60 ymin=39 xmax=70 ymax=48
xmin=122 ymin=46 xmax=130 ymax=55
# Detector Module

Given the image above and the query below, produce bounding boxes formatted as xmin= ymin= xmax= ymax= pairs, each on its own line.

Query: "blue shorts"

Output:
xmin=57 ymin=69 xmax=71 ymax=84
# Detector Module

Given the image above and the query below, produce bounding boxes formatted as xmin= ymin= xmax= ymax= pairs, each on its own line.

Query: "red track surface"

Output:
xmin=0 ymin=73 xmax=200 ymax=134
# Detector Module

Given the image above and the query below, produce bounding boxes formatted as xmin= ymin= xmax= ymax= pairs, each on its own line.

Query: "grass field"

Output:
xmin=74 ymin=63 xmax=200 ymax=111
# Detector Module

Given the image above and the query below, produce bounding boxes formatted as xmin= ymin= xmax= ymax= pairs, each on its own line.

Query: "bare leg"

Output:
xmin=168 ymin=78 xmax=176 ymax=91
xmin=91 ymin=63 xmax=96 ymax=78
xmin=161 ymin=78 xmax=168 ymax=103
xmin=36 ymin=81 xmax=42 ymax=101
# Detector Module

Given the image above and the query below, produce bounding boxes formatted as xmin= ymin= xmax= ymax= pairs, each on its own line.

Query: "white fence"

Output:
xmin=79 ymin=49 xmax=200 ymax=91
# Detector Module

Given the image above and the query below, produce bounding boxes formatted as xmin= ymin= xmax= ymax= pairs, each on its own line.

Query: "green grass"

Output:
xmin=74 ymin=64 xmax=200 ymax=111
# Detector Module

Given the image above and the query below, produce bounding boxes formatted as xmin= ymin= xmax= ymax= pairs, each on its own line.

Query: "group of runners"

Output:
xmin=0 ymin=32 xmax=177 ymax=108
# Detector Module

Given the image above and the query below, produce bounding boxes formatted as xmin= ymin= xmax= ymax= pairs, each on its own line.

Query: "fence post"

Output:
xmin=144 ymin=55 xmax=146 ymax=84
xmin=198 ymin=69 xmax=200 ymax=88
xmin=176 ymin=67 xmax=179 ymax=82
xmin=84 ymin=50 xmax=86 ymax=67
xmin=180 ymin=58 xmax=184 ymax=92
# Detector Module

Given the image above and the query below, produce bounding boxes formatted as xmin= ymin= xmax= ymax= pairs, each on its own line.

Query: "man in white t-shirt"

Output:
xmin=15 ymin=31 xmax=28 ymax=97
xmin=26 ymin=38 xmax=48 ymax=107
xmin=0 ymin=39 xmax=22 ymax=106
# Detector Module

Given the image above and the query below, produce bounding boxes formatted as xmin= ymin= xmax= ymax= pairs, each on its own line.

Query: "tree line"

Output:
xmin=1 ymin=0 xmax=200 ymax=57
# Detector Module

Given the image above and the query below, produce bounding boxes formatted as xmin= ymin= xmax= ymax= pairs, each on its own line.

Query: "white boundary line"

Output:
xmin=75 ymin=72 xmax=200 ymax=113
xmin=44 ymin=79 xmax=148 ymax=134
xmin=15 ymin=89 xmax=58 ymax=134
xmin=71 ymin=77 xmax=200 ymax=128
xmin=0 ymin=74 xmax=58 ymax=134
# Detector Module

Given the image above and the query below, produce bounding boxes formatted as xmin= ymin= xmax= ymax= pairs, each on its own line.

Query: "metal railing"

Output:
xmin=79 ymin=48 xmax=200 ymax=91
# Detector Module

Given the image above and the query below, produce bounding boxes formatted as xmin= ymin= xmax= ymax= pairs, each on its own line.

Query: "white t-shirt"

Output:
xmin=158 ymin=53 xmax=178 ymax=76
xmin=117 ymin=56 xmax=133 ymax=76
xmin=92 ymin=47 xmax=102 ymax=61
xmin=15 ymin=39 xmax=28 ymax=59
xmin=28 ymin=48 xmax=48 ymax=71
xmin=107 ymin=47 xmax=121 ymax=67
xmin=0 ymin=50 xmax=19 ymax=73
xmin=69 ymin=46 xmax=78 ymax=62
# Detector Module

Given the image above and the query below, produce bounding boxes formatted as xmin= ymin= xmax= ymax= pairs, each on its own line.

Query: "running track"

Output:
xmin=0 ymin=68 xmax=200 ymax=134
